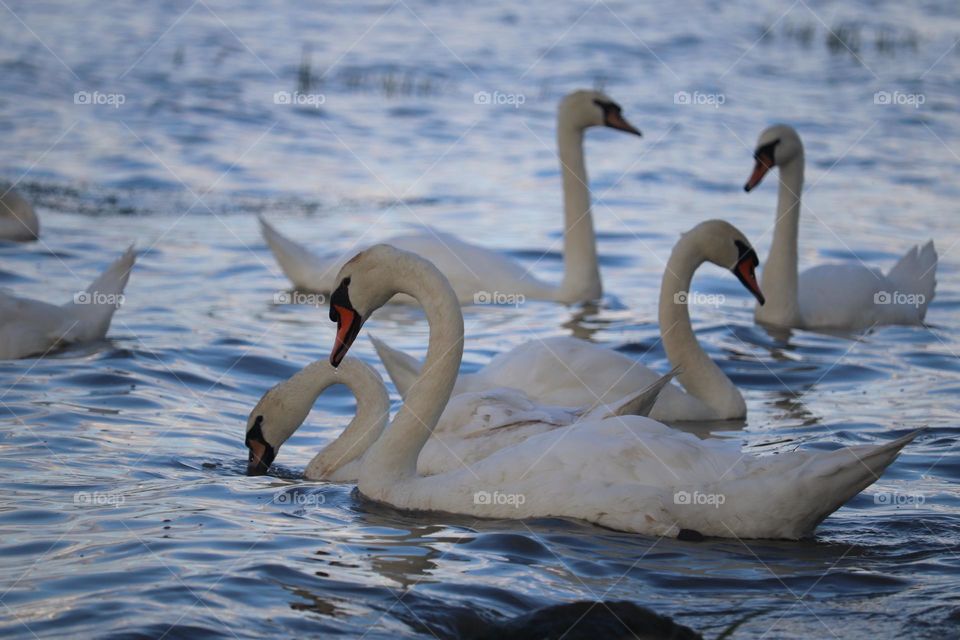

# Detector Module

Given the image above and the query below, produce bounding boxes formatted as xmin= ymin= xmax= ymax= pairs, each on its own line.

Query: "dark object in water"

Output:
xmin=468 ymin=600 xmax=702 ymax=640
xmin=678 ymin=528 xmax=705 ymax=542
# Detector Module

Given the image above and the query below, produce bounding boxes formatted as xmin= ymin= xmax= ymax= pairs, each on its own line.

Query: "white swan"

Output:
xmin=246 ymin=351 xmax=677 ymax=479
xmin=261 ymin=89 xmax=641 ymax=304
xmin=246 ymin=356 xmax=390 ymax=480
xmin=0 ymin=187 xmax=39 ymax=241
xmin=0 ymin=247 xmax=135 ymax=359
xmin=372 ymin=219 xmax=766 ymax=421
xmin=744 ymin=124 xmax=937 ymax=330
xmin=326 ymin=244 xmax=918 ymax=539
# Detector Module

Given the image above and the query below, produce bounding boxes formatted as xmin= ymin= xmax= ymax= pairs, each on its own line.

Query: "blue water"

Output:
xmin=1 ymin=0 xmax=959 ymax=637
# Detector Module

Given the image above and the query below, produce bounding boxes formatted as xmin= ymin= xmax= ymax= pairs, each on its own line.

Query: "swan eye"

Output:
xmin=330 ymin=277 xmax=353 ymax=322
xmin=733 ymin=240 xmax=759 ymax=268
xmin=593 ymin=99 xmax=621 ymax=115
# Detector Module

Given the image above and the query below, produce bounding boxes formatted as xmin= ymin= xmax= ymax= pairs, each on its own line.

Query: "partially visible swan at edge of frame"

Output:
xmin=321 ymin=243 xmax=919 ymax=539
xmin=245 ymin=353 xmax=678 ymax=479
xmin=260 ymin=89 xmax=641 ymax=304
xmin=744 ymin=123 xmax=936 ymax=330
xmin=371 ymin=219 xmax=767 ymax=421
xmin=0 ymin=186 xmax=39 ymax=241
xmin=0 ymin=247 xmax=135 ymax=359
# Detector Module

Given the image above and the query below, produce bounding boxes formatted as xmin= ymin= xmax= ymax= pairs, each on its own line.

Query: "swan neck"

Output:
xmin=658 ymin=236 xmax=743 ymax=418
xmin=358 ymin=258 xmax=463 ymax=487
xmin=758 ymin=157 xmax=804 ymax=326
xmin=557 ymin=123 xmax=601 ymax=302
xmin=303 ymin=362 xmax=390 ymax=478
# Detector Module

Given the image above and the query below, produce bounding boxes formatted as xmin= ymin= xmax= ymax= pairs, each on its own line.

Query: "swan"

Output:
xmin=0 ymin=246 xmax=135 ymax=359
xmin=260 ymin=89 xmax=641 ymax=304
xmin=371 ymin=219 xmax=766 ymax=421
xmin=246 ymin=356 xmax=390 ymax=480
xmin=0 ymin=187 xmax=39 ymax=241
xmin=744 ymin=124 xmax=937 ymax=330
xmin=246 ymin=350 xmax=678 ymax=479
xmin=326 ymin=244 xmax=919 ymax=539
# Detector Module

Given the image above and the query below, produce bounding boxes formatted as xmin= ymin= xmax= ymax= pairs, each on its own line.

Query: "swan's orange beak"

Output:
xmin=606 ymin=111 xmax=642 ymax=137
xmin=744 ymin=155 xmax=773 ymax=192
xmin=734 ymin=253 xmax=765 ymax=305
xmin=330 ymin=304 xmax=363 ymax=367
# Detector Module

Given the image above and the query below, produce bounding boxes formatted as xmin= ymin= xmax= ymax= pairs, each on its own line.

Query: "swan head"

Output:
xmin=245 ymin=371 xmax=325 ymax=476
xmin=559 ymin=90 xmax=641 ymax=136
xmin=329 ymin=244 xmax=405 ymax=367
xmin=744 ymin=124 xmax=803 ymax=192
xmin=687 ymin=219 xmax=765 ymax=305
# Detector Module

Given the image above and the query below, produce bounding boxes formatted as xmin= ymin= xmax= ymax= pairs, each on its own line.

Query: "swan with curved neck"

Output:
xmin=245 ymin=351 xmax=677 ymax=479
xmin=326 ymin=243 xmax=918 ymax=539
xmin=260 ymin=89 xmax=640 ymax=304
xmin=245 ymin=357 xmax=390 ymax=480
xmin=745 ymin=124 xmax=937 ymax=329
xmin=372 ymin=220 xmax=765 ymax=421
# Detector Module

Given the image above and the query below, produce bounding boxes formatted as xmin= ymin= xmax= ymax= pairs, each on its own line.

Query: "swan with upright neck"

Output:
xmin=260 ymin=89 xmax=640 ymax=304
xmin=326 ymin=243 xmax=918 ymax=539
xmin=372 ymin=220 xmax=766 ymax=421
xmin=246 ymin=350 xmax=677 ymax=479
xmin=744 ymin=124 xmax=937 ymax=330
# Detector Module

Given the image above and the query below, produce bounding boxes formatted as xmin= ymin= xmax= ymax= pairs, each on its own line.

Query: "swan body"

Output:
xmin=0 ymin=187 xmax=39 ymax=241
xmin=327 ymin=243 xmax=917 ymax=539
xmin=745 ymin=124 xmax=937 ymax=330
xmin=0 ymin=247 xmax=135 ymax=359
xmin=261 ymin=90 xmax=641 ymax=304
xmin=246 ymin=349 xmax=676 ymax=479
xmin=371 ymin=219 xmax=768 ymax=421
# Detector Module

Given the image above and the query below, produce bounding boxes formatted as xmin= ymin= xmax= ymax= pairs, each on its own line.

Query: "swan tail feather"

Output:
xmin=260 ymin=216 xmax=334 ymax=291
xmin=60 ymin=246 xmax=135 ymax=342
xmin=609 ymin=366 xmax=682 ymax=418
xmin=370 ymin=334 xmax=422 ymax=399
xmin=785 ymin=430 xmax=922 ymax=536
xmin=887 ymin=240 xmax=937 ymax=320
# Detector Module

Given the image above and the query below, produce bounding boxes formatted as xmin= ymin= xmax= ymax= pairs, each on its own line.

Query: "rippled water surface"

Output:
xmin=2 ymin=0 xmax=959 ymax=637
